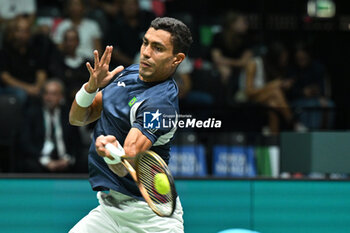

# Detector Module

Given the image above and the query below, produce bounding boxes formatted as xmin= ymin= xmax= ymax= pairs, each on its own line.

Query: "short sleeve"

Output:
xmin=89 ymin=20 xmax=102 ymax=39
xmin=53 ymin=21 xmax=70 ymax=44
xmin=131 ymin=100 xmax=177 ymax=146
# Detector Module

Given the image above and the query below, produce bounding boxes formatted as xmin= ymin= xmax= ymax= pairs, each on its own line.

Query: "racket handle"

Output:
xmin=105 ymin=142 xmax=124 ymax=164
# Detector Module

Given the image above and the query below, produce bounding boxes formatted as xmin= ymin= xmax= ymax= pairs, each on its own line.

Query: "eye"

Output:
xmin=155 ymin=46 xmax=162 ymax=52
xmin=142 ymin=40 xmax=148 ymax=45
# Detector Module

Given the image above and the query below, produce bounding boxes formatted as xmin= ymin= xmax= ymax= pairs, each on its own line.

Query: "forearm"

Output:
xmin=1 ymin=72 xmax=31 ymax=89
xmin=35 ymin=70 xmax=47 ymax=89
xmin=69 ymin=84 xmax=102 ymax=126
xmin=69 ymin=100 xmax=93 ymax=126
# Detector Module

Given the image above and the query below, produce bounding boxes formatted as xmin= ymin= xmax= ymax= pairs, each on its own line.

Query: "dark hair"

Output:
xmin=63 ymin=27 xmax=80 ymax=42
xmin=223 ymin=11 xmax=242 ymax=29
xmin=150 ymin=17 xmax=193 ymax=55
xmin=44 ymin=78 xmax=65 ymax=94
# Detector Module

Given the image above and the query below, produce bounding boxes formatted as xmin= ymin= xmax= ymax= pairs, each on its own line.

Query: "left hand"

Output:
xmin=85 ymin=46 xmax=124 ymax=92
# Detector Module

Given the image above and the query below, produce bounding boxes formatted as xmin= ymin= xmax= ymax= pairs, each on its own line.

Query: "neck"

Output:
xmin=65 ymin=51 xmax=77 ymax=58
xmin=71 ymin=17 xmax=82 ymax=25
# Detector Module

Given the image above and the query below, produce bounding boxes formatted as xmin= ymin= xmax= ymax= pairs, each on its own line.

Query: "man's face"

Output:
xmin=122 ymin=0 xmax=139 ymax=18
xmin=13 ymin=19 xmax=31 ymax=46
xmin=139 ymin=28 xmax=179 ymax=81
xmin=43 ymin=82 xmax=63 ymax=110
xmin=63 ymin=30 xmax=79 ymax=53
xmin=69 ymin=0 xmax=84 ymax=19
xmin=295 ymin=50 xmax=310 ymax=68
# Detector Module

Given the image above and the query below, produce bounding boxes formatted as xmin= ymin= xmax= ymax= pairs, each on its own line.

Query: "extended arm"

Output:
xmin=1 ymin=69 xmax=47 ymax=96
xmin=69 ymin=46 xmax=124 ymax=126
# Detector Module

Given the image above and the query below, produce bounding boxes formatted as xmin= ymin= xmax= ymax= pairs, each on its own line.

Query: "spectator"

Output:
xmin=50 ymin=28 xmax=90 ymax=102
xmin=19 ymin=79 xmax=82 ymax=173
xmin=287 ymin=43 xmax=335 ymax=129
xmin=0 ymin=0 xmax=36 ymax=26
xmin=175 ymin=58 xmax=193 ymax=100
xmin=106 ymin=0 xmax=155 ymax=67
xmin=52 ymin=0 xmax=103 ymax=60
xmin=88 ymin=0 xmax=122 ymax=37
xmin=211 ymin=11 xmax=253 ymax=104
xmin=243 ymin=42 xmax=298 ymax=134
xmin=0 ymin=17 xmax=47 ymax=105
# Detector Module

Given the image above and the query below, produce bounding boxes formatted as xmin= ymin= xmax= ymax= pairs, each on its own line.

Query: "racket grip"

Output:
xmin=104 ymin=142 xmax=124 ymax=164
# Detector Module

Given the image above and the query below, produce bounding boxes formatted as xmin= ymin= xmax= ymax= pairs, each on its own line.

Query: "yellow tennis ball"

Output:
xmin=154 ymin=173 xmax=170 ymax=195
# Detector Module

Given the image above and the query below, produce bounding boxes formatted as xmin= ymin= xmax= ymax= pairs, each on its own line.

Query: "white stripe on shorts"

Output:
xmin=69 ymin=190 xmax=184 ymax=233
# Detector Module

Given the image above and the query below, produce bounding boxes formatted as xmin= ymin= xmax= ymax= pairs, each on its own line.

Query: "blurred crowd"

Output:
xmin=0 ymin=0 xmax=338 ymax=173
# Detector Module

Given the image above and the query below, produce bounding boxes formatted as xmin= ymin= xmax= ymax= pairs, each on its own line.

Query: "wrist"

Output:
xmin=85 ymin=82 xmax=98 ymax=93
xmin=75 ymin=83 xmax=99 ymax=107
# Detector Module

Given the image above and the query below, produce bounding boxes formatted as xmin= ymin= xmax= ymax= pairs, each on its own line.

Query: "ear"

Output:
xmin=172 ymin=53 xmax=185 ymax=67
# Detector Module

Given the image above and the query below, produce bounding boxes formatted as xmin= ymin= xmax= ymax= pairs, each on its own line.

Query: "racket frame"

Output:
xmin=106 ymin=143 xmax=176 ymax=217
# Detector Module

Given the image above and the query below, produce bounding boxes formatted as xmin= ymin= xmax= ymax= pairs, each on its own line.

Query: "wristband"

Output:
xmin=75 ymin=83 xmax=99 ymax=107
xmin=104 ymin=142 xmax=125 ymax=165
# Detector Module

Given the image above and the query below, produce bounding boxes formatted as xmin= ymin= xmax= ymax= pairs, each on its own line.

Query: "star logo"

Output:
xmin=143 ymin=109 xmax=162 ymax=129
xmin=150 ymin=109 xmax=162 ymax=122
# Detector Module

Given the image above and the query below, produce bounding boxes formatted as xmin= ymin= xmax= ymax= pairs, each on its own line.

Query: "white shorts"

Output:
xmin=69 ymin=190 xmax=184 ymax=233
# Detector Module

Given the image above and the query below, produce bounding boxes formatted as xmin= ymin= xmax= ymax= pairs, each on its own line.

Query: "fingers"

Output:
xmin=105 ymin=46 xmax=113 ymax=65
xmin=86 ymin=62 xmax=93 ymax=75
xmin=105 ymin=135 xmax=117 ymax=143
xmin=100 ymin=45 xmax=110 ymax=65
xmin=110 ymin=65 xmax=124 ymax=77
xmin=94 ymin=50 xmax=99 ymax=68
xmin=95 ymin=135 xmax=118 ymax=160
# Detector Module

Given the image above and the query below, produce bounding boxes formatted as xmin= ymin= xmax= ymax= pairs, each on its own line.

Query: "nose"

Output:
xmin=142 ymin=44 xmax=151 ymax=59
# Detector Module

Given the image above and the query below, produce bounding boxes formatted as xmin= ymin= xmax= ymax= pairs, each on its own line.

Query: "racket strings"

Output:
xmin=137 ymin=154 xmax=174 ymax=215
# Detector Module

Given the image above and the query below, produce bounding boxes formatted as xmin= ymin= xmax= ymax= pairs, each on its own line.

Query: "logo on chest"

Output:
xmin=128 ymin=96 xmax=137 ymax=107
xmin=117 ymin=81 xmax=126 ymax=87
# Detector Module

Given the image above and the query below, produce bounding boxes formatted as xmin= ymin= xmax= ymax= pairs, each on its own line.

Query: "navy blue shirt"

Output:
xmin=88 ymin=64 xmax=179 ymax=200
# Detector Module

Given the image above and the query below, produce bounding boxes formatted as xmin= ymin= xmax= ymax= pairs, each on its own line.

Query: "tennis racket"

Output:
xmin=105 ymin=143 xmax=177 ymax=217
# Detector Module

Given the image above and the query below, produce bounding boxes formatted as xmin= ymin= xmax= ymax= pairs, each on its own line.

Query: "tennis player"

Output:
xmin=69 ymin=17 xmax=192 ymax=232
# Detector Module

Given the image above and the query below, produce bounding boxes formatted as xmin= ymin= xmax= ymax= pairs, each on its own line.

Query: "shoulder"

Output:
xmin=145 ymin=79 xmax=178 ymax=105
xmin=117 ymin=64 xmax=139 ymax=78
xmin=124 ymin=64 xmax=139 ymax=72
xmin=53 ymin=20 xmax=71 ymax=39
xmin=56 ymin=20 xmax=71 ymax=30
xmin=82 ymin=18 xmax=100 ymax=28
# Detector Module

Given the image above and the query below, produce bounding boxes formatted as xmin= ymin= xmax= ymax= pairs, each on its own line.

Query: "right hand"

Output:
xmin=95 ymin=135 xmax=128 ymax=177
xmin=85 ymin=46 xmax=124 ymax=93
